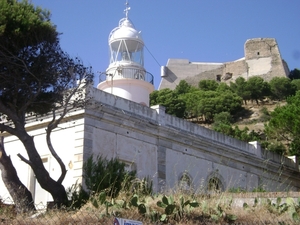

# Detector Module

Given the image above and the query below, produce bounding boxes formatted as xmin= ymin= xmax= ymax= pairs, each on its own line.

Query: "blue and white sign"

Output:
xmin=114 ymin=217 xmax=143 ymax=225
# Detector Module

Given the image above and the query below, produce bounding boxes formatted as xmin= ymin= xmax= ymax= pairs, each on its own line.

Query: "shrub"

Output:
xmin=83 ymin=155 xmax=136 ymax=197
xmin=66 ymin=181 xmax=89 ymax=209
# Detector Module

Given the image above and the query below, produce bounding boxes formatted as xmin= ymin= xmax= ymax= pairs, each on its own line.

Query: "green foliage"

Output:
xmin=243 ymin=197 xmax=300 ymax=223
xmin=286 ymin=197 xmax=300 ymax=222
xmin=152 ymin=77 xmax=300 ymax=158
xmin=201 ymin=200 xmax=237 ymax=223
xmin=228 ymin=187 xmax=246 ymax=193
xmin=130 ymin=194 xmax=148 ymax=214
xmin=252 ymin=186 xmax=266 ymax=193
xmin=291 ymin=79 xmax=300 ymax=91
xmin=156 ymin=195 xmax=199 ymax=223
xmin=174 ymin=80 xmax=192 ymax=95
xmin=195 ymin=91 xmax=221 ymax=122
xmin=246 ymin=76 xmax=270 ymax=104
xmin=131 ymin=177 xmax=153 ymax=196
xmin=151 ymin=80 xmax=241 ymax=122
xmin=0 ymin=0 xmax=94 ymax=116
xmin=243 ymin=197 xmax=259 ymax=212
xmin=266 ymin=197 xmax=289 ymax=215
xmin=231 ymin=76 xmax=271 ymax=104
xmin=66 ymin=181 xmax=89 ymax=209
xmin=260 ymin=141 xmax=286 ymax=155
xmin=214 ymin=124 xmax=261 ymax=143
xmin=90 ymin=191 xmax=123 ymax=217
xmin=234 ymin=127 xmax=261 ymax=142
xmin=183 ymin=90 xmax=242 ymax=122
xmin=216 ymin=82 xmax=232 ymax=93
xmin=180 ymin=90 xmax=202 ymax=119
xmin=269 ymin=77 xmax=296 ymax=100
xmin=130 ymin=193 xmax=199 ymax=223
xmin=212 ymin=112 xmax=248 ymax=141
xmin=214 ymin=91 xmax=243 ymax=116
xmin=212 ymin=112 xmax=233 ymax=129
xmin=212 ymin=122 xmax=233 ymax=136
xmin=150 ymin=88 xmax=186 ymax=118
xmin=83 ymin=155 xmax=136 ymax=198
xmin=289 ymin=68 xmax=300 ymax=80
xmin=157 ymin=195 xmax=176 ymax=222
xmin=265 ymin=91 xmax=300 ymax=156
xmin=0 ymin=0 xmax=57 ymax=49
xmin=198 ymin=79 xmax=219 ymax=91
xmin=230 ymin=77 xmax=251 ymax=104
xmin=82 ymin=185 xmax=300 ymax=225
xmin=130 ymin=194 xmax=162 ymax=222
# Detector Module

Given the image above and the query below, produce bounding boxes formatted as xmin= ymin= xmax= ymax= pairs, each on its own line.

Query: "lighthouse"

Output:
xmin=97 ymin=2 xmax=154 ymax=106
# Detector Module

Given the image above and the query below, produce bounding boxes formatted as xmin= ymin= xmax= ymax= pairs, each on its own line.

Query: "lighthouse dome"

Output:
xmin=109 ymin=18 xmax=144 ymax=52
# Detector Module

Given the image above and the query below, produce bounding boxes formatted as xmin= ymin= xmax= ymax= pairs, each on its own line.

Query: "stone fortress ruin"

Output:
xmin=159 ymin=38 xmax=290 ymax=90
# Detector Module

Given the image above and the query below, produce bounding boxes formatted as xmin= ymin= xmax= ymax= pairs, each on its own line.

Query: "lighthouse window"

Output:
xmin=122 ymin=52 xmax=131 ymax=61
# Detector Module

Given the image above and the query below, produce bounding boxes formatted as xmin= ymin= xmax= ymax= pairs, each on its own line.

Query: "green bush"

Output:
xmin=83 ymin=155 xmax=136 ymax=197
xmin=66 ymin=181 xmax=89 ymax=209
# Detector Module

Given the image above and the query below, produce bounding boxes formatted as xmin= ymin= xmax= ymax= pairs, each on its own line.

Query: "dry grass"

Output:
xmin=1 ymin=191 xmax=299 ymax=224
xmin=235 ymin=100 xmax=285 ymax=132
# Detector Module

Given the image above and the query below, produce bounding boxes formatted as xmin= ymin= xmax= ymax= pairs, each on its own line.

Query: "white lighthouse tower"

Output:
xmin=97 ymin=2 xmax=154 ymax=106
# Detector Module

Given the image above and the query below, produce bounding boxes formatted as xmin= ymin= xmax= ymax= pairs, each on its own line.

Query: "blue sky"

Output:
xmin=31 ymin=0 xmax=300 ymax=89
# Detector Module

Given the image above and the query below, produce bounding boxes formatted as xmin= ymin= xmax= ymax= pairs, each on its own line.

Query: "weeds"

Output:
xmin=2 ymin=154 xmax=300 ymax=224
xmin=266 ymin=197 xmax=289 ymax=215
xmin=1 ymin=192 xmax=300 ymax=224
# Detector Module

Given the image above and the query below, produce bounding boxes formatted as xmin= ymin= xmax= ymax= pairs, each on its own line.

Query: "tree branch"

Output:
xmin=44 ymin=84 xmax=87 ymax=184
xmin=17 ymin=153 xmax=33 ymax=167
xmin=45 ymin=120 xmax=67 ymax=184
xmin=0 ymin=99 xmax=20 ymax=126
xmin=0 ymin=123 xmax=17 ymax=136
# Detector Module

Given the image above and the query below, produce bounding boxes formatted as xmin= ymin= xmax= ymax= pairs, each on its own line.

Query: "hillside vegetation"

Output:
xmin=150 ymin=70 xmax=300 ymax=157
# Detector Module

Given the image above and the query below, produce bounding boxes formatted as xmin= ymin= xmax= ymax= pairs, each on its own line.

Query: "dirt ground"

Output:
xmin=235 ymin=100 xmax=285 ymax=133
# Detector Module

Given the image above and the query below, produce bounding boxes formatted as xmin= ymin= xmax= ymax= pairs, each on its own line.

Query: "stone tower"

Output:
xmin=244 ymin=38 xmax=289 ymax=81
xmin=97 ymin=2 xmax=154 ymax=106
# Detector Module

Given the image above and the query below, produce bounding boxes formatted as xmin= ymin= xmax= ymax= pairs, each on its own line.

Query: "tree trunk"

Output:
xmin=17 ymin=130 xmax=69 ymax=208
xmin=0 ymin=137 xmax=36 ymax=214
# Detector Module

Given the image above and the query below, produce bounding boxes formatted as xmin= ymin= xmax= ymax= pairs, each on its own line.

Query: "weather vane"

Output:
xmin=124 ymin=0 xmax=130 ymax=19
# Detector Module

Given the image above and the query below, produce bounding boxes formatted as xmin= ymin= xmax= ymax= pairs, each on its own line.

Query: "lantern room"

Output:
xmin=97 ymin=2 xmax=154 ymax=106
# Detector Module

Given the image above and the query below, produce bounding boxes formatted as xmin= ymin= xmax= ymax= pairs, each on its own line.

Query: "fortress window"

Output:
xmin=205 ymin=172 xmax=225 ymax=193
xmin=216 ymin=74 xmax=221 ymax=82
xmin=208 ymin=177 xmax=222 ymax=193
xmin=179 ymin=172 xmax=192 ymax=192
xmin=257 ymin=52 xmax=260 ymax=55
